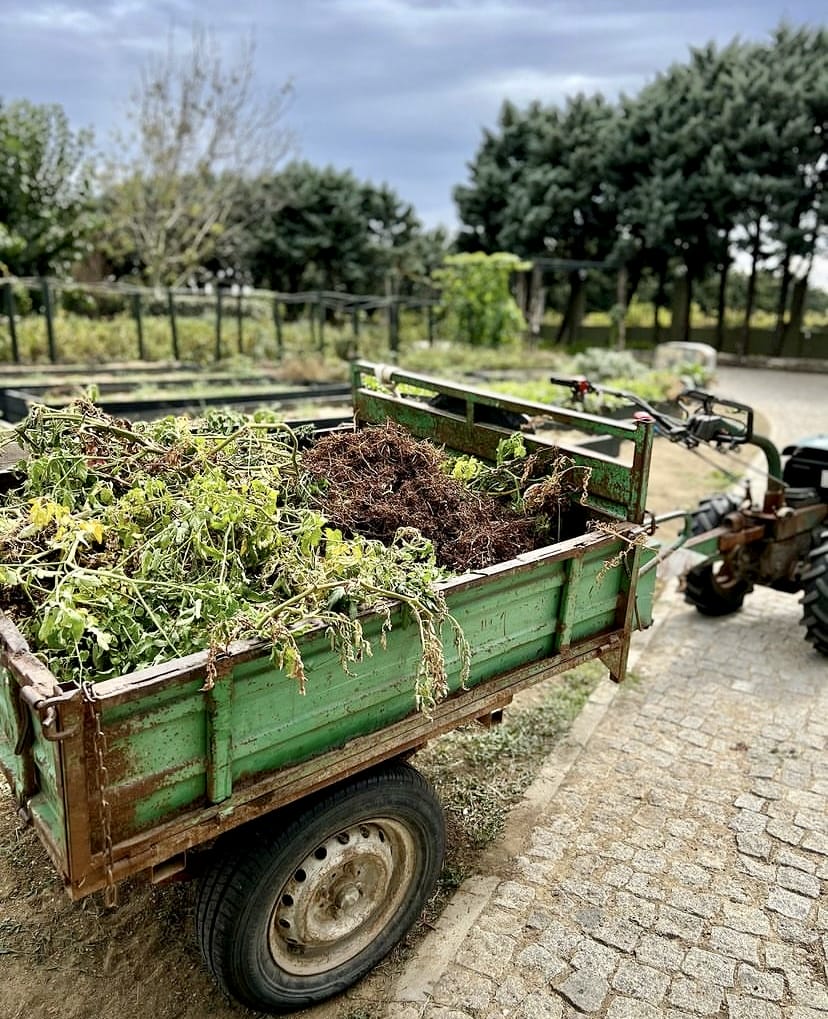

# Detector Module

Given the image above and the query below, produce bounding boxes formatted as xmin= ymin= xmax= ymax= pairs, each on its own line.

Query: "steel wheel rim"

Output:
xmin=268 ymin=818 xmax=417 ymax=975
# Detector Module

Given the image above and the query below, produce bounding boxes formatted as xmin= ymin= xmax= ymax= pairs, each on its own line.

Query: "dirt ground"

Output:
xmin=0 ymin=436 xmax=741 ymax=1019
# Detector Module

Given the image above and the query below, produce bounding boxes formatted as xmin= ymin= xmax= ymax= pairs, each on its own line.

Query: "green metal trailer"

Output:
xmin=0 ymin=362 xmax=657 ymax=1012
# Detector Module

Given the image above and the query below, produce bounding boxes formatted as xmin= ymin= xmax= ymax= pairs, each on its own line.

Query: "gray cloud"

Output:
xmin=1 ymin=0 xmax=825 ymax=228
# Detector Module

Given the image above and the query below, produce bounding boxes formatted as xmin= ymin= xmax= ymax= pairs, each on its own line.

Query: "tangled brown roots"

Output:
xmin=302 ymin=420 xmax=544 ymax=572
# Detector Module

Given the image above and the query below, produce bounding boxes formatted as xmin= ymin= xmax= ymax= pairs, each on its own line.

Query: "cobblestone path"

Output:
xmin=395 ymin=583 xmax=827 ymax=1019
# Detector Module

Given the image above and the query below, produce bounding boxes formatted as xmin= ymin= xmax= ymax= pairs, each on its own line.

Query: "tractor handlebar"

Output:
xmin=547 ymin=375 xmax=754 ymax=450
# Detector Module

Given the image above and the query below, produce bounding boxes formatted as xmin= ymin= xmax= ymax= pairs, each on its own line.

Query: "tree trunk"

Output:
xmin=670 ymin=273 xmax=690 ymax=342
xmin=515 ymin=270 xmax=529 ymax=321
xmin=772 ymin=251 xmax=793 ymax=357
xmin=783 ymin=272 xmax=810 ymax=354
xmin=652 ymin=265 xmax=667 ymax=345
xmin=528 ymin=264 xmax=546 ymax=340
xmin=615 ymin=264 xmax=628 ymax=351
xmin=556 ymin=272 xmax=585 ymax=346
xmin=740 ymin=225 xmax=762 ymax=357
xmin=714 ymin=260 xmax=731 ymax=352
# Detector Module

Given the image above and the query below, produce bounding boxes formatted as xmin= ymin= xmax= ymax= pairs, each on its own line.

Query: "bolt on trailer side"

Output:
xmin=0 ymin=366 xmax=656 ymax=901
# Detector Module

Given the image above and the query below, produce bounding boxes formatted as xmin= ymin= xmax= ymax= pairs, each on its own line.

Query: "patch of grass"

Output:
xmin=414 ymin=660 xmax=604 ymax=894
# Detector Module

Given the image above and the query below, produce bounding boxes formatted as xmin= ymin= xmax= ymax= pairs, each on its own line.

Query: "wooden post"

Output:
xmin=215 ymin=288 xmax=223 ymax=361
xmin=316 ymin=293 xmax=325 ymax=351
xmin=132 ymin=292 xmax=145 ymax=360
xmin=389 ymin=300 xmax=400 ymax=354
xmin=616 ymin=264 xmax=628 ymax=351
xmin=3 ymin=283 xmax=19 ymax=363
xmin=236 ymin=291 xmax=244 ymax=354
xmin=351 ymin=306 xmax=360 ymax=340
xmin=427 ymin=303 xmax=435 ymax=346
xmin=273 ymin=299 xmax=283 ymax=360
xmin=40 ymin=277 xmax=57 ymax=362
xmin=167 ymin=290 xmax=180 ymax=361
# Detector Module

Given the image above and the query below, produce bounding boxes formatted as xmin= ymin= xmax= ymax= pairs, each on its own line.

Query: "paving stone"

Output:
xmin=730 ymin=810 xmax=769 ymax=835
xmin=654 ymin=904 xmax=704 ymax=942
xmin=553 ymin=969 xmax=609 ymax=1013
xmin=605 ymin=998 xmax=662 ymax=1019
xmin=432 ymin=969 xmax=496 ymax=1013
xmin=667 ymin=977 xmax=724 ymax=1015
xmin=736 ymin=963 xmax=784 ymax=1001
xmin=494 ymin=974 xmax=527 ymax=1007
xmin=767 ymin=886 xmax=813 ymax=920
xmin=725 ymin=994 xmax=782 ymax=1019
xmin=514 ymin=991 xmax=564 ymax=1019
xmin=611 ymin=959 xmax=669 ymax=1004
xmin=667 ymin=887 xmax=720 ymax=919
xmin=682 ymin=946 xmax=736 ymax=987
xmin=736 ymin=832 xmax=772 ymax=859
xmin=632 ymin=849 xmax=667 ymax=874
xmin=614 ymin=892 xmax=658 ymax=929
xmin=538 ymin=922 xmax=581 ymax=959
xmin=708 ymin=926 xmax=760 ymax=965
xmin=494 ymin=881 xmax=537 ymax=912
xmin=766 ymin=818 xmax=804 ymax=845
xmin=734 ymin=793 xmax=766 ymax=812
xmin=740 ymin=857 xmax=775 ymax=882
xmin=794 ymin=810 xmax=828 ymax=833
xmin=590 ymin=918 xmax=640 ymax=953
xmin=423 ymin=1008 xmax=474 ymax=1019
xmin=802 ymin=831 xmax=828 ymax=855
xmin=669 ymin=861 xmax=711 ymax=888
xmin=570 ymin=936 xmax=619 ymax=978
xmin=627 ymin=873 xmax=666 ymax=900
xmin=777 ymin=865 xmax=821 ymax=897
xmin=635 ymin=932 xmax=686 ymax=970
xmin=515 ymin=944 xmax=568 ymax=981
xmin=776 ymin=849 xmax=818 ymax=874
xmin=604 ymin=864 xmax=634 ymax=888
xmin=787 ymin=973 xmax=828 ymax=1010
xmin=456 ymin=929 xmax=516 ymax=979
xmin=722 ymin=901 xmax=772 ymax=936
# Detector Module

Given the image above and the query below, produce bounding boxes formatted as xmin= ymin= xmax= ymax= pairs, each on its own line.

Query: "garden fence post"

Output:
xmin=273 ymin=298 xmax=283 ymax=360
xmin=427 ymin=303 xmax=435 ymax=346
xmin=168 ymin=290 xmax=180 ymax=361
xmin=132 ymin=292 xmax=145 ymax=360
xmin=316 ymin=292 xmax=325 ymax=352
xmin=351 ymin=306 xmax=360 ymax=341
xmin=389 ymin=299 xmax=399 ymax=355
xmin=215 ymin=289 xmax=223 ymax=361
xmin=40 ymin=278 xmax=57 ymax=363
xmin=236 ymin=291 xmax=244 ymax=354
xmin=3 ymin=283 xmax=19 ymax=364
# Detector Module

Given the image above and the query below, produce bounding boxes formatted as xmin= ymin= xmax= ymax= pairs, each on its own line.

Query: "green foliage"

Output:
xmin=234 ymin=162 xmax=446 ymax=294
xmin=456 ymin=26 xmax=828 ymax=342
xmin=0 ymin=403 xmax=469 ymax=708
xmin=432 ymin=252 xmax=530 ymax=346
xmin=0 ymin=100 xmax=95 ymax=276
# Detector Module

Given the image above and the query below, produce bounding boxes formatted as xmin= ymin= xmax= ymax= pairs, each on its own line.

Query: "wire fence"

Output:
xmin=0 ymin=277 xmax=443 ymax=365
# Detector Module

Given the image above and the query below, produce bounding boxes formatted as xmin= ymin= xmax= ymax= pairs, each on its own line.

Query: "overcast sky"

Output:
xmin=1 ymin=0 xmax=825 ymax=232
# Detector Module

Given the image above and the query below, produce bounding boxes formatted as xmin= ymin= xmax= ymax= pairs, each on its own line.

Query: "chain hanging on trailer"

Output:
xmin=82 ymin=680 xmax=117 ymax=907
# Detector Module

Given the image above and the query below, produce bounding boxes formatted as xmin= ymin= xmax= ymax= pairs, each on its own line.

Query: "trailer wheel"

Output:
xmin=684 ymin=560 xmax=750 ymax=616
xmin=195 ymin=761 xmax=445 ymax=1011
xmin=801 ymin=530 xmax=828 ymax=657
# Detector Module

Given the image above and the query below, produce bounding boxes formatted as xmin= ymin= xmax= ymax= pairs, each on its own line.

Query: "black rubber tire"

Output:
xmin=690 ymin=492 xmax=742 ymax=536
xmin=684 ymin=561 xmax=751 ymax=616
xmin=801 ymin=530 xmax=828 ymax=657
xmin=195 ymin=761 xmax=445 ymax=1011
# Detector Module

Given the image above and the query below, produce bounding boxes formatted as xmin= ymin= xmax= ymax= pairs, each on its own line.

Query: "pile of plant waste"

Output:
xmin=303 ymin=421 xmax=590 ymax=571
xmin=0 ymin=403 xmax=589 ymax=706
